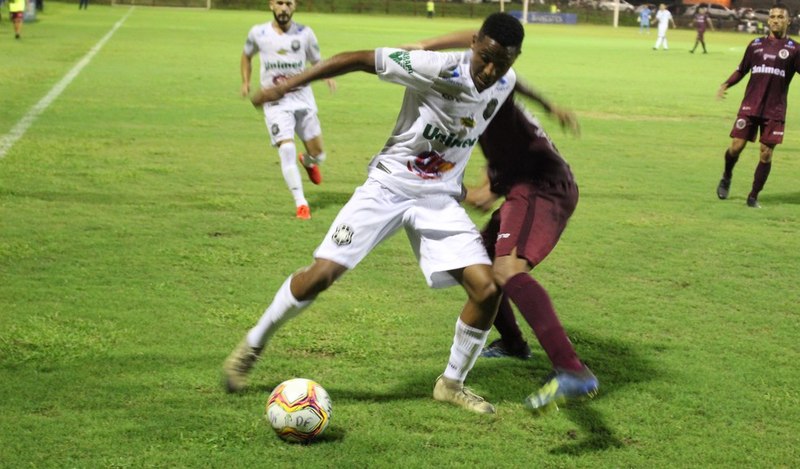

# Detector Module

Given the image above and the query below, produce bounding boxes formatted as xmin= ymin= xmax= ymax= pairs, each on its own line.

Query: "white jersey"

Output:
xmin=655 ymin=10 xmax=672 ymax=32
xmin=243 ymin=21 xmax=323 ymax=111
xmin=369 ymin=48 xmax=516 ymax=198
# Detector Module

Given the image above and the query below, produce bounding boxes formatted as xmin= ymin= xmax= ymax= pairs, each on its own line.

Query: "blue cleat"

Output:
xmin=480 ymin=339 xmax=532 ymax=359
xmin=524 ymin=366 xmax=599 ymax=412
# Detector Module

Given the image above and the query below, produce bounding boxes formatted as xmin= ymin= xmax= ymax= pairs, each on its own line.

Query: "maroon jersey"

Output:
xmin=478 ymin=95 xmax=573 ymax=196
xmin=725 ymin=35 xmax=800 ymax=121
xmin=693 ymin=13 xmax=710 ymax=33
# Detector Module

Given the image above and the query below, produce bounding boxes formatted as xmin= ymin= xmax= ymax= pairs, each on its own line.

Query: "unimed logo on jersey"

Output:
xmin=422 ymin=124 xmax=477 ymax=148
xmin=389 ymin=51 xmax=413 ymax=74
xmin=752 ymin=64 xmax=786 ymax=77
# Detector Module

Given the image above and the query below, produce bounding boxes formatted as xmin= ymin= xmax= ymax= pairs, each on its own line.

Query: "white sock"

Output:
xmin=277 ymin=142 xmax=307 ymax=207
xmin=442 ymin=318 xmax=490 ymax=383
xmin=246 ymin=276 xmax=312 ymax=348
xmin=303 ymin=151 xmax=326 ymax=166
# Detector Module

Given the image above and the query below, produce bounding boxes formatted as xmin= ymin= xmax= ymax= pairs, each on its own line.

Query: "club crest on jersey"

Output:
xmin=407 ymin=150 xmax=455 ymax=179
xmin=780 ymin=49 xmax=790 ymax=59
xmin=332 ymin=224 xmax=354 ymax=246
xmin=460 ymin=117 xmax=476 ymax=128
xmin=483 ymin=99 xmax=499 ymax=119
xmin=292 ymin=40 xmax=301 ymax=52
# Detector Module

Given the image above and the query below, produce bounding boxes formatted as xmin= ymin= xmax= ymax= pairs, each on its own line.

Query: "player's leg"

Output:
xmin=223 ymin=259 xmax=347 ymax=393
xmin=718 ymin=118 xmax=753 ymax=200
xmin=224 ymin=181 xmax=406 ymax=392
xmin=410 ymin=197 xmax=499 ymax=413
xmin=491 ymin=183 xmax=597 ymax=411
xmin=747 ymin=141 xmax=776 ymax=208
xmin=297 ymin=111 xmax=325 ymax=185
xmin=476 ymin=208 xmax=531 ymax=359
xmin=433 ymin=263 xmax=500 ymax=414
xmin=263 ymin=107 xmax=310 ymax=218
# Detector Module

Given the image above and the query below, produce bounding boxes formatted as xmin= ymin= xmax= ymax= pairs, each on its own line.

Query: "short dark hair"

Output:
xmin=773 ymin=3 xmax=790 ymax=15
xmin=479 ymin=13 xmax=524 ymax=49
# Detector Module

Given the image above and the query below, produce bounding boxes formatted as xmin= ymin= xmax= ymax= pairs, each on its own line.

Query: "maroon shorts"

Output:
xmin=730 ymin=115 xmax=785 ymax=145
xmin=11 ymin=11 xmax=24 ymax=21
xmin=481 ymin=180 xmax=578 ymax=267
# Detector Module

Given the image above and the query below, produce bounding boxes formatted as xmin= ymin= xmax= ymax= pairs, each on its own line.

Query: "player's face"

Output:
xmin=469 ymin=34 xmax=520 ymax=92
xmin=767 ymin=8 xmax=789 ymax=38
xmin=270 ymin=0 xmax=295 ymax=26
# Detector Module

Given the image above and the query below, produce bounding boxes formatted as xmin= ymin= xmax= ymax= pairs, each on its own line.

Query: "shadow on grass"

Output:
xmin=307 ymin=190 xmax=354 ymax=211
xmin=238 ymin=329 xmax=660 ymax=455
xmin=760 ymin=191 xmax=800 ymax=206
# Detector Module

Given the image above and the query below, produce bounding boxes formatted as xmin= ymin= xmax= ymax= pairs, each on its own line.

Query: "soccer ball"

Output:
xmin=265 ymin=378 xmax=332 ymax=443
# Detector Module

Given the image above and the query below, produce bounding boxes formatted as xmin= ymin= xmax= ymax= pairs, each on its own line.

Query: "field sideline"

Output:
xmin=1 ymin=3 xmax=799 ymax=467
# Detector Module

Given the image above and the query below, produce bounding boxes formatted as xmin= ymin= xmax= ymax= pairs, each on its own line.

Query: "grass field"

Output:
xmin=2 ymin=3 xmax=799 ymax=467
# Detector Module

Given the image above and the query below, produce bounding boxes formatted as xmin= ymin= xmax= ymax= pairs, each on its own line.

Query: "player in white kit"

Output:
xmin=241 ymin=0 xmax=336 ymax=219
xmin=653 ymin=3 xmax=676 ymax=51
xmin=224 ymin=13 xmax=524 ymax=414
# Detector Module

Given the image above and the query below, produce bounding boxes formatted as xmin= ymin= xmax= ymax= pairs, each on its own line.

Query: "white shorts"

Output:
xmin=262 ymin=105 xmax=322 ymax=146
xmin=314 ymin=178 xmax=491 ymax=288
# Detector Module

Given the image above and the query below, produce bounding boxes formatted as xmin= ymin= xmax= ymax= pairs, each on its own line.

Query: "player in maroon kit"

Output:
xmin=689 ymin=5 xmax=714 ymax=54
xmin=404 ymin=30 xmax=599 ymax=413
xmin=716 ymin=4 xmax=800 ymax=208
xmin=466 ymin=94 xmax=598 ymax=412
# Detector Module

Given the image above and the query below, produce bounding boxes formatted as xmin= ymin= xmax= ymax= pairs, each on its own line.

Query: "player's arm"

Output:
xmin=398 ymin=30 xmax=474 ymax=51
xmin=709 ymin=16 xmax=715 ymax=31
xmin=718 ymin=50 xmax=750 ymax=99
xmin=252 ymin=50 xmax=375 ymax=106
xmin=309 ymin=58 xmax=338 ymax=93
xmin=241 ymin=52 xmax=253 ymax=98
xmin=514 ymin=79 xmax=580 ymax=136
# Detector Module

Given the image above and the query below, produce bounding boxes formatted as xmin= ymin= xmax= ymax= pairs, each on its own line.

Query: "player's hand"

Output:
xmin=551 ymin=106 xmax=581 ymax=137
xmin=325 ymin=78 xmax=337 ymax=93
xmin=464 ymin=184 xmax=498 ymax=212
xmin=241 ymin=82 xmax=250 ymax=98
xmin=716 ymin=84 xmax=728 ymax=100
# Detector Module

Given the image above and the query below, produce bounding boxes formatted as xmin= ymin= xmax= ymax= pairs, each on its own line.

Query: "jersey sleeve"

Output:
xmin=374 ymin=48 xmax=450 ymax=93
xmin=305 ymin=27 xmax=322 ymax=65
xmin=243 ymin=26 xmax=258 ymax=57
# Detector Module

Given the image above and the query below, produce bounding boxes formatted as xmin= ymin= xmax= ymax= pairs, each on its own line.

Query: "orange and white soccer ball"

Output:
xmin=265 ymin=378 xmax=332 ymax=443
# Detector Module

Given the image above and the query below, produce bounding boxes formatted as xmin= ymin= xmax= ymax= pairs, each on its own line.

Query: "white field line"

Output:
xmin=0 ymin=8 xmax=134 ymax=160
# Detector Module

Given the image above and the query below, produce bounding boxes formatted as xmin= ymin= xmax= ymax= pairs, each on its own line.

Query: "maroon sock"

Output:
xmin=493 ymin=296 xmax=527 ymax=351
xmin=503 ymin=273 xmax=583 ymax=371
xmin=748 ymin=161 xmax=772 ymax=199
xmin=723 ymin=149 xmax=739 ymax=180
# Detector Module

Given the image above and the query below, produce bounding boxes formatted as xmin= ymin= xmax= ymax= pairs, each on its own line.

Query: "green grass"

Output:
xmin=2 ymin=3 xmax=799 ymax=467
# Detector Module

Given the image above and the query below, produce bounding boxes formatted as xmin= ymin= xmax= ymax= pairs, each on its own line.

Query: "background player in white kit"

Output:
xmin=653 ymin=3 xmax=676 ymax=51
xmin=224 ymin=13 xmax=524 ymax=414
xmin=241 ymin=0 xmax=336 ymax=220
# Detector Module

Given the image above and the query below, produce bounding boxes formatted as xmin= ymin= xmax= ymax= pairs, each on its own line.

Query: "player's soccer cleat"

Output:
xmin=746 ymin=196 xmax=761 ymax=208
xmin=223 ymin=339 xmax=263 ymax=393
xmin=716 ymin=177 xmax=731 ymax=200
xmin=296 ymin=205 xmax=311 ymax=220
xmin=298 ymin=153 xmax=322 ymax=185
xmin=480 ymin=338 xmax=532 ymax=359
xmin=433 ymin=375 xmax=496 ymax=414
xmin=524 ymin=366 xmax=599 ymax=413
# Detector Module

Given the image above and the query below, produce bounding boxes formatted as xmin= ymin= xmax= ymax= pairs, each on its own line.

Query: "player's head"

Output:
xmin=658 ymin=3 xmax=666 ymax=10
xmin=470 ymin=13 xmax=523 ymax=92
xmin=768 ymin=3 xmax=790 ymax=38
xmin=270 ymin=0 xmax=296 ymax=27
